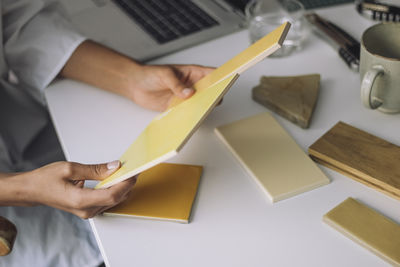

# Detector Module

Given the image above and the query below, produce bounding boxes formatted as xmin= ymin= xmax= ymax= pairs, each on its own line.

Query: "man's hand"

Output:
xmin=0 ymin=161 xmax=136 ymax=219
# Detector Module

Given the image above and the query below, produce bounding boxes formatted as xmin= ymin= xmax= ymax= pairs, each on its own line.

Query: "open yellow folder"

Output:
xmin=95 ymin=22 xmax=290 ymax=189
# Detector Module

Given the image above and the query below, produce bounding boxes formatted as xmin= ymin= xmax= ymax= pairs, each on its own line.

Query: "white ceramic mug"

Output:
xmin=360 ymin=23 xmax=400 ymax=113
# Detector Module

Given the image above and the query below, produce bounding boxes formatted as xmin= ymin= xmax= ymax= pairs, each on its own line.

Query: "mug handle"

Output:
xmin=361 ymin=65 xmax=384 ymax=109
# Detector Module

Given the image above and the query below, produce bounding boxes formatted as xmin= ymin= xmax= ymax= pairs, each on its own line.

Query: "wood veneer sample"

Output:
xmin=215 ymin=112 xmax=329 ymax=203
xmin=252 ymin=74 xmax=320 ymax=129
xmin=324 ymin=198 xmax=400 ymax=266
xmin=309 ymin=121 xmax=400 ymax=200
xmin=103 ymin=163 xmax=202 ymax=223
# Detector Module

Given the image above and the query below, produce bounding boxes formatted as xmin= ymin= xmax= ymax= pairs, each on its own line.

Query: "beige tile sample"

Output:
xmin=215 ymin=112 xmax=329 ymax=202
xmin=324 ymin=198 xmax=400 ymax=266
xmin=252 ymin=74 xmax=320 ymax=128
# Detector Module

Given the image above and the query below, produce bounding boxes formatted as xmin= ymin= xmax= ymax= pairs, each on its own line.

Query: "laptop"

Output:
xmin=58 ymin=0 xmax=251 ymax=61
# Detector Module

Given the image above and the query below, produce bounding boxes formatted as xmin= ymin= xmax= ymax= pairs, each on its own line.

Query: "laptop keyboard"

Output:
xmin=113 ymin=0 xmax=220 ymax=44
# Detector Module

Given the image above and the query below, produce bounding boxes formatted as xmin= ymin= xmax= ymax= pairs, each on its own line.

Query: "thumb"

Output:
xmin=67 ymin=160 xmax=121 ymax=181
xmin=164 ymin=73 xmax=195 ymax=99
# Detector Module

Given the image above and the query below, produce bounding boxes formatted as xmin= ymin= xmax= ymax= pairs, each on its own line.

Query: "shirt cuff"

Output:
xmin=41 ymin=35 xmax=87 ymax=90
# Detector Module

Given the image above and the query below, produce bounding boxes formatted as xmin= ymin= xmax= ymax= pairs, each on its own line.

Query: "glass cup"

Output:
xmin=245 ymin=0 xmax=309 ymax=57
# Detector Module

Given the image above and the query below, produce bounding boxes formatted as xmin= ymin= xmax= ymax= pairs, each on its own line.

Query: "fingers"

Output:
xmin=173 ymin=64 xmax=215 ymax=85
xmin=27 ymin=161 xmax=137 ymax=219
xmin=57 ymin=160 xmax=121 ymax=181
xmin=162 ymin=64 xmax=215 ymax=100
xmin=70 ymin=176 xmax=137 ymax=211
xmin=162 ymin=68 xmax=195 ymax=99
xmin=94 ymin=186 xmax=132 ymax=217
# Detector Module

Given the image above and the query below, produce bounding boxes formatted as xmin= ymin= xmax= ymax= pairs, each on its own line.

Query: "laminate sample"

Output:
xmin=97 ymin=21 xmax=291 ymax=189
xmin=103 ymin=163 xmax=202 ymax=223
xmin=324 ymin=198 xmax=400 ymax=266
xmin=95 ymin=74 xmax=237 ymax=189
xmin=168 ymin=22 xmax=291 ymax=107
xmin=309 ymin=121 xmax=400 ymax=200
xmin=252 ymin=74 xmax=320 ymax=128
xmin=215 ymin=112 xmax=329 ymax=203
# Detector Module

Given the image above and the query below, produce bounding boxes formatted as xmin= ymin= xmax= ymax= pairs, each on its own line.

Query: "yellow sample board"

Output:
xmin=96 ymin=74 xmax=237 ymax=189
xmin=215 ymin=112 xmax=329 ymax=202
xmin=324 ymin=198 xmax=400 ymax=266
xmin=96 ymin=22 xmax=290 ymax=189
xmin=169 ymin=22 xmax=291 ymax=107
xmin=103 ymin=163 xmax=202 ymax=223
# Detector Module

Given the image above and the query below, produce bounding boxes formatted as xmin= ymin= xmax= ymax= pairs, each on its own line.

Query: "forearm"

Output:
xmin=0 ymin=173 xmax=33 ymax=206
xmin=60 ymin=40 xmax=214 ymax=111
xmin=60 ymin=40 xmax=141 ymax=99
xmin=0 ymin=173 xmax=13 ymax=178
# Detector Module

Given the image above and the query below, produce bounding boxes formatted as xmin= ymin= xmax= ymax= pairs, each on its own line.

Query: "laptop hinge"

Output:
xmin=211 ymin=0 xmax=246 ymax=18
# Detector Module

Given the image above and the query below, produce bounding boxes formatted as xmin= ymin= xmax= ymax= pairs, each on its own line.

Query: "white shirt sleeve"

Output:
xmin=2 ymin=0 xmax=86 ymax=93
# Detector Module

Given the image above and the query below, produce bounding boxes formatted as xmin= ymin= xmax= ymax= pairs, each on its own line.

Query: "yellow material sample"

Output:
xmin=324 ymin=198 xmax=400 ymax=266
xmin=168 ymin=22 xmax=291 ymax=108
xmin=103 ymin=163 xmax=203 ymax=223
xmin=215 ymin=112 xmax=329 ymax=202
xmin=96 ymin=22 xmax=290 ymax=189
xmin=96 ymin=74 xmax=238 ymax=189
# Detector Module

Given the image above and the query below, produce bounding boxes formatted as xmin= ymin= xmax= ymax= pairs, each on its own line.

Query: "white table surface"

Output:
xmin=45 ymin=4 xmax=400 ymax=267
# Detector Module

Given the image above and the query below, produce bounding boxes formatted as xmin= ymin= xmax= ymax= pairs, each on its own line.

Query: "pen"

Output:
xmin=305 ymin=13 xmax=360 ymax=71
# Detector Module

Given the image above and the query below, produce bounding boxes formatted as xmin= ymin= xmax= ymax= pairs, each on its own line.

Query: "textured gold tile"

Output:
xmin=324 ymin=198 xmax=400 ymax=266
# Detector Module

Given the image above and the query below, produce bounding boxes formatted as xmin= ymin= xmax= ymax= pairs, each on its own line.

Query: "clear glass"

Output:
xmin=245 ymin=0 xmax=310 ymax=57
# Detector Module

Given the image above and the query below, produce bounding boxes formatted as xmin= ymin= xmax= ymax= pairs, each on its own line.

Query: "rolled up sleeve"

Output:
xmin=2 ymin=0 xmax=86 ymax=93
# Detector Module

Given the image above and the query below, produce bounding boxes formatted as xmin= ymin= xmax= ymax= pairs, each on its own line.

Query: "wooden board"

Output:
xmin=324 ymin=198 xmax=400 ymax=266
xmin=309 ymin=121 xmax=400 ymax=200
xmin=252 ymin=74 xmax=320 ymax=128
xmin=215 ymin=112 xmax=329 ymax=203
xmin=103 ymin=163 xmax=202 ymax=223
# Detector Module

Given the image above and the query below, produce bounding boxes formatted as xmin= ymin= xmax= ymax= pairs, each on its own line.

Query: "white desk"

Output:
xmin=45 ymin=4 xmax=400 ymax=267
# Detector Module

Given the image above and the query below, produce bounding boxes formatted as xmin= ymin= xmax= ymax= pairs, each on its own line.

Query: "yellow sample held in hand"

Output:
xmin=168 ymin=21 xmax=291 ymax=108
xmin=95 ymin=22 xmax=291 ymax=189
xmin=96 ymin=74 xmax=238 ymax=189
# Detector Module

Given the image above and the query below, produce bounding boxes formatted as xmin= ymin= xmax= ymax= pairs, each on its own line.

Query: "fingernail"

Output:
xmin=107 ymin=160 xmax=120 ymax=170
xmin=182 ymin=88 xmax=193 ymax=97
